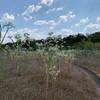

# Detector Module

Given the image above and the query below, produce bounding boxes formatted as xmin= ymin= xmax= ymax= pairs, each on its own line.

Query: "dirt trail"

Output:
xmin=74 ymin=62 xmax=100 ymax=88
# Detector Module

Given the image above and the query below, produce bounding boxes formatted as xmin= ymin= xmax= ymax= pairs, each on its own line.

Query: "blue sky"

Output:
xmin=0 ymin=0 xmax=100 ymax=42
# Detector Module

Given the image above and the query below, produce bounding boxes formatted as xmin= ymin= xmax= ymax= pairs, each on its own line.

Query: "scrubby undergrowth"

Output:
xmin=0 ymin=52 xmax=100 ymax=100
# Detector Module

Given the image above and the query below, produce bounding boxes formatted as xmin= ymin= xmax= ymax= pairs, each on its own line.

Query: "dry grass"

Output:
xmin=74 ymin=50 xmax=100 ymax=76
xmin=0 ymin=52 xmax=100 ymax=100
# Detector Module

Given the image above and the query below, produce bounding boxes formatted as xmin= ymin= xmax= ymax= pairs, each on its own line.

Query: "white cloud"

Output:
xmin=87 ymin=23 xmax=100 ymax=29
xmin=84 ymin=23 xmax=100 ymax=33
xmin=0 ymin=13 xmax=15 ymax=23
xmin=74 ymin=23 xmax=79 ymax=27
xmin=72 ymin=17 xmax=100 ymax=33
xmin=34 ymin=20 xmax=56 ymax=29
xmin=57 ymin=8 xmax=63 ymax=11
xmin=46 ymin=7 xmax=63 ymax=14
xmin=22 ymin=4 xmax=42 ymax=21
xmin=24 ymin=4 xmax=42 ymax=13
xmin=75 ymin=17 xmax=89 ymax=27
xmin=59 ymin=15 xmax=68 ymax=22
xmin=55 ymin=28 xmax=76 ymax=37
xmin=16 ymin=28 xmax=47 ymax=39
xmin=96 ymin=16 xmax=100 ymax=24
xmin=34 ymin=11 xmax=75 ymax=29
xmin=3 ymin=28 xmax=48 ymax=43
xmin=23 ymin=15 xmax=33 ymax=21
xmin=83 ymin=17 xmax=100 ymax=33
xmin=58 ymin=11 xmax=76 ymax=23
xmin=41 ymin=0 xmax=54 ymax=6
xmin=61 ymin=28 xmax=75 ymax=36
xmin=80 ymin=17 xmax=89 ymax=24
xmin=46 ymin=8 xmax=56 ymax=14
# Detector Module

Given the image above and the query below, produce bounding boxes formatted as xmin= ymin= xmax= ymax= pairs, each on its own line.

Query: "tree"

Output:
xmin=0 ymin=22 xmax=15 ymax=44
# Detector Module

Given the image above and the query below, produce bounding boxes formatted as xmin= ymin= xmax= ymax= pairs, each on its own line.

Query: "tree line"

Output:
xmin=1 ymin=31 xmax=100 ymax=51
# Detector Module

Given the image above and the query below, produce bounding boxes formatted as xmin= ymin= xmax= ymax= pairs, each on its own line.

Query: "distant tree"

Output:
xmin=75 ymin=34 xmax=87 ymax=42
xmin=88 ymin=32 xmax=100 ymax=42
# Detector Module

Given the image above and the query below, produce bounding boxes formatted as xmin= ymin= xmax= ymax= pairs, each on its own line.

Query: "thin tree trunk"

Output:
xmin=1 ymin=29 xmax=9 ymax=44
